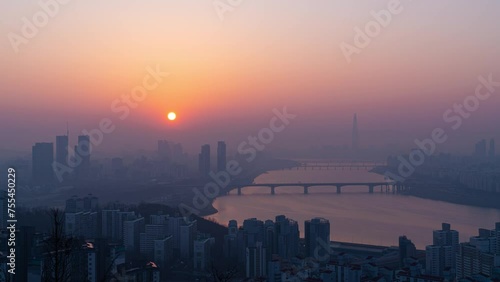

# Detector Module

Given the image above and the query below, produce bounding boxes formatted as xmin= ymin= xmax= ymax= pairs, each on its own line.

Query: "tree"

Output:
xmin=41 ymin=208 xmax=76 ymax=282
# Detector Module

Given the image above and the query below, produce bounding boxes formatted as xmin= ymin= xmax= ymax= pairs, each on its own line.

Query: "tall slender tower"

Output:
xmin=217 ymin=141 xmax=226 ymax=172
xmin=198 ymin=144 xmax=210 ymax=176
xmin=55 ymin=124 xmax=69 ymax=167
xmin=352 ymin=113 xmax=359 ymax=151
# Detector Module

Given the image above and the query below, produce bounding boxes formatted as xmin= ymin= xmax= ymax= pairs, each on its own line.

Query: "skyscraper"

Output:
xmin=180 ymin=221 xmax=197 ymax=259
xmin=124 ymin=217 xmax=145 ymax=253
xmin=456 ymin=223 xmax=500 ymax=279
xmin=352 ymin=113 xmax=359 ymax=150
xmin=140 ymin=224 xmax=169 ymax=256
xmin=228 ymin=219 xmax=238 ymax=236
xmin=154 ymin=235 xmax=173 ymax=271
xmin=243 ymin=218 xmax=265 ymax=248
xmin=224 ymin=220 xmax=239 ymax=260
xmin=433 ymin=223 xmax=459 ymax=253
xmin=489 ymin=138 xmax=495 ymax=159
xmin=474 ymin=139 xmax=487 ymax=158
xmin=198 ymin=144 xmax=210 ymax=176
xmin=158 ymin=140 xmax=171 ymax=160
xmin=55 ymin=133 xmax=69 ymax=167
xmin=217 ymin=141 xmax=226 ymax=172
xmin=75 ymin=135 xmax=91 ymax=178
xmin=399 ymin=236 xmax=417 ymax=267
xmin=274 ymin=215 xmax=300 ymax=259
xmin=193 ymin=237 xmax=214 ymax=271
xmin=426 ymin=223 xmax=459 ymax=277
xmin=305 ymin=217 xmax=330 ymax=258
xmin=102 ymin=210 xmax=120 ymax=241
xmin=246 ymin=242 xmax=266 ymax=278
xmin=32 ymin=142 xmax=54 ymax=185
xmin=426 ymin=245 xmax=445 ymax=277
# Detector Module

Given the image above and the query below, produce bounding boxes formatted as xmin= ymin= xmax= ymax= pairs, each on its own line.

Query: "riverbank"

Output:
xmin=187 ymin=158 xmax=300 ymax=217
xmin=371 ymin=166 xmax=500 ymax=210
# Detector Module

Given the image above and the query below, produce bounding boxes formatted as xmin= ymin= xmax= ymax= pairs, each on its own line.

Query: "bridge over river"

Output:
xmin=226 ymin=181 xmax=407 ymax=195
xmin=292 ymin=160 xmax=387 ymax=170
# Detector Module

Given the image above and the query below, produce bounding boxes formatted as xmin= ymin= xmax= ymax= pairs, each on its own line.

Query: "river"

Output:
xmin=206 ymin=165 xmax=500 ymax=249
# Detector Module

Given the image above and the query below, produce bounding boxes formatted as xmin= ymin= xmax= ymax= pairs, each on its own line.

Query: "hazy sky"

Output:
xmin=1 ymin=0 xmax=500 ymax=155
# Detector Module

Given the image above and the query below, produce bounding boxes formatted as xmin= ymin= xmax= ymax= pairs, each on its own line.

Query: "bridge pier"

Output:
xmin=393 ymin=184 xmax=398 ymax=193
xmin=336 ymin=186 xmax=341 ymax=194
xmin=368 ymin=185 xmax=374 ymax=193
xmin=304 ymin=186 xmax=308 ymax=194
xmin=271 ymin=186 xmax=275 ymax=195
xmin=396 ymin=184 xmax=404 ymax=193
xmin=237 ymin=187 xmax=241 ymax=195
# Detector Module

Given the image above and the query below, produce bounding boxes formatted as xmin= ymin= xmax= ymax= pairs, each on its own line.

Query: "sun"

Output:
xmin=167 ymin=112 xmax=176 ymax=121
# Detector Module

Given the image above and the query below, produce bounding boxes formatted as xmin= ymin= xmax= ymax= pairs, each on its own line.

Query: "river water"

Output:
xmin=207 ymin=166 xmax=500 ymax=249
